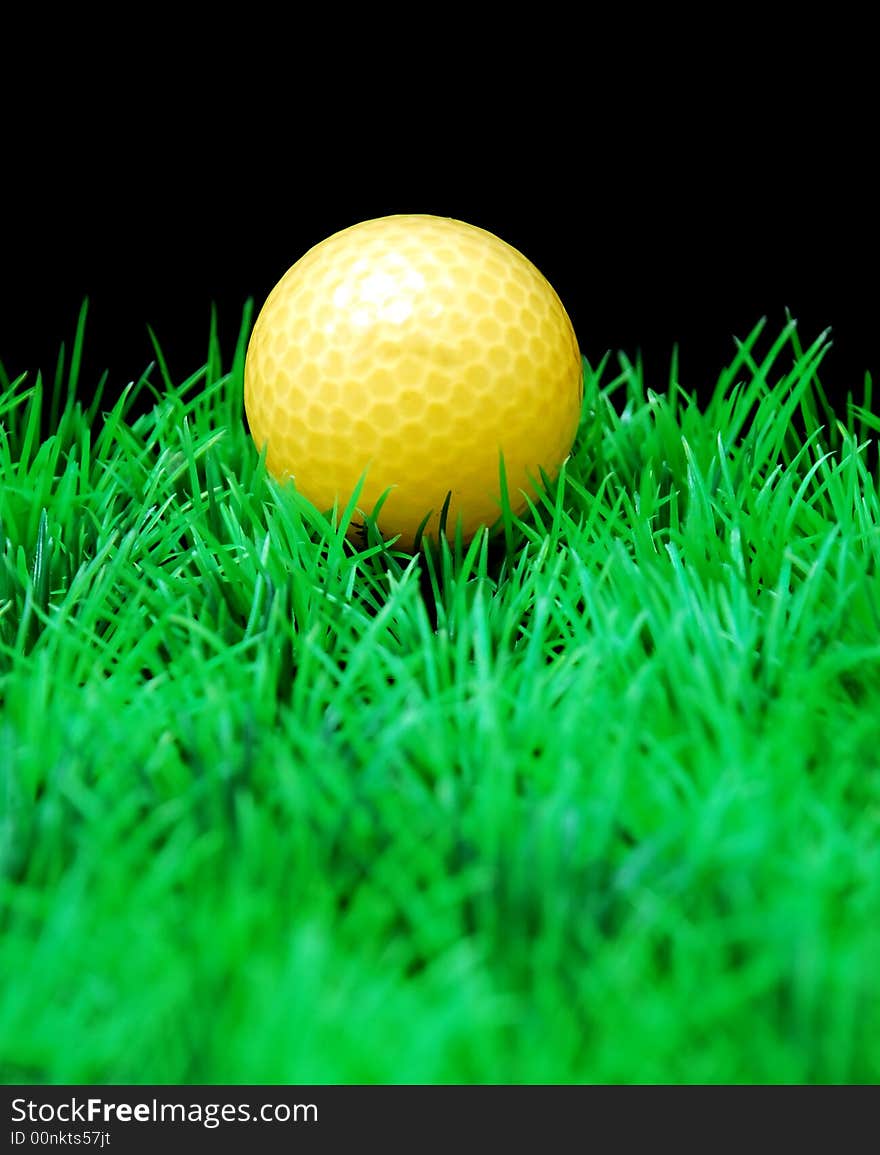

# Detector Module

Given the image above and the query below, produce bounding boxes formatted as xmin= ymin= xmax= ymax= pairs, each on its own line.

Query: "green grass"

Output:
xmin=1 ymin=305 xmax=879 ymax=1084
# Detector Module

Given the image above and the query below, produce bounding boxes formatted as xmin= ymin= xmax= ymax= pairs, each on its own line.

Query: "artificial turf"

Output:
xmin=1 ymin=307 xmax=878 ymax=1084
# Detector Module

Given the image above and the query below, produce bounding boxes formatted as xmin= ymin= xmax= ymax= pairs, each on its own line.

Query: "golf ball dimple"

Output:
xmin=244 ymin=214 xmax=583 ymax=549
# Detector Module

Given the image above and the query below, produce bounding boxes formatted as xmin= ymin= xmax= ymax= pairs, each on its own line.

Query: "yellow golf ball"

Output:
xmin=244 ymin=214 xmax=582 ymax=549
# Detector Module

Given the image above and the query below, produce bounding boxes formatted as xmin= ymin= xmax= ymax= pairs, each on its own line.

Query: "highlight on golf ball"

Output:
xmin=244 ymin=214 xmax=583 ymax=548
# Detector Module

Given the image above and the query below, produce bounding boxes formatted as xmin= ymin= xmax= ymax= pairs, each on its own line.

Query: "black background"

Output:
xmin=1 ymin=37 xmax=874 ymax=413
